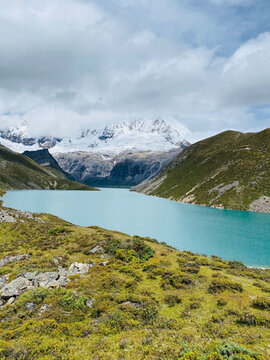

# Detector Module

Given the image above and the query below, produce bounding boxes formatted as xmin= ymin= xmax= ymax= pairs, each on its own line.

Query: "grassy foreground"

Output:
xmin=0 ymin=207 xmax=269 ymax=359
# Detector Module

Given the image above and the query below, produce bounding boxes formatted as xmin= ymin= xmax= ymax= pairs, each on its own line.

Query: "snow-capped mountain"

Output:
xmin=0 ymin=118 xmax=190 ymax=155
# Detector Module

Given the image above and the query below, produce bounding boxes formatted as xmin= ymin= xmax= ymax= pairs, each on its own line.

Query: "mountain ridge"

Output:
xmin=0 ymin=118 xmax=190 ymax=155
xmin=0 ymin=145 xmax=97 ymax=193
xmin=135 ymin=128 xmax=270 ymax=213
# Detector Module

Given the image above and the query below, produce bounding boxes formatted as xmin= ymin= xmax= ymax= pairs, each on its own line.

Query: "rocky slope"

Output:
xmin=55 ymin=148 xmax=182 ymax=186
xmin=0 ymin=118 xmax=190 ymax=187
xmin=0 ymin=145 xmax=96 ymax=192
xmin=135 ymin=129 xmax=270 ymax=213
xmin=0 ymin=204 xmax=269 ymax=359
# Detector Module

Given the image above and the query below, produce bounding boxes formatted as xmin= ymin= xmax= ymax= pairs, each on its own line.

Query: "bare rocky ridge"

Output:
xmin=54 ymin=148 xmax=183 ymax=186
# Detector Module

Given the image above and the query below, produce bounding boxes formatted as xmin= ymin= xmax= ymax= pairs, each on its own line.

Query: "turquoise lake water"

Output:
xmin=2 ymin=188 xmax=270 ymax=267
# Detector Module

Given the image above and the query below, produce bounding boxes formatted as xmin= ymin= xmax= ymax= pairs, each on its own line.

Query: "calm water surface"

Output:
xmin=2 ymin=188 xmax=270 ymax=267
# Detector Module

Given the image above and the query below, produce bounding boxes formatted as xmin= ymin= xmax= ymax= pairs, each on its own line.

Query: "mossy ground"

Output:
xmin=0 ymin=206 xmax=269 ymax=359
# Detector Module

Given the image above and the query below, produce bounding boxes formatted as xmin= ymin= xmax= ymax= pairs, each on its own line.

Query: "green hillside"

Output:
xmin=0 ymin=206 xmax=269 ymax=359
xmin=0 ymin=145 xmax=97 ymax=193
xmin=136 ymin=129 xmax=270 ymax=212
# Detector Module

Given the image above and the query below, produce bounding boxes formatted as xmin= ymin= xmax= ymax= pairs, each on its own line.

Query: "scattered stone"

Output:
xmin=6 ymin=297 xmax=15 ymax=305
xmin=120 ymin=301 xmax=142 ymax=309
xmin=68 ymin=262 xmax=90 ymax=275
xmin=0 ymin=254 xmax=31 ymax=268
xmin=26 ymin=302 xmax=36 ymax=311
xmin=100 ymin=254 xmax=110 ymax=259
xmin=1 ymin=277 xmax=33 ymax=299
xmin=86 ymin=299 xmax=95 ymax=308
xmin=52 ymin=256 xmax=62 ymax=265
xmin=90 ymin=246 xmax=104 ymax=254
xmin=38 ymin=304 xmax=51 ymax=317
xmin=99 ymin=261 xmax=109 ymax=267
xmin=0 ymin=300 xmax=4 ymax=307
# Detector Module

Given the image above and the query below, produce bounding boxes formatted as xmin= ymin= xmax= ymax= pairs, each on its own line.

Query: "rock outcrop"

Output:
xmin=0 ymin=260 xmax=98 ymax=306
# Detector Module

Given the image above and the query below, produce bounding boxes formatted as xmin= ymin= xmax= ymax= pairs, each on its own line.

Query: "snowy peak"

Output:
xmin=0 ymin=118 xmax=190 ymax=154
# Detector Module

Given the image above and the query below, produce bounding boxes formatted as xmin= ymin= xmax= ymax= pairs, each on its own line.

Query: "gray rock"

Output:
xmin=21 ymin=271 xmax=39 ymax=280
xmin=99 ymin=261 xmax=109 ymax=267
xmin=0 ymin=299 xmax=4 ymax=307
xmin=90 ymin=246 xmax=104 ymax=254
xmin=57 ymin=276 xmax=69 ymax=287
xmin=26 ymin=302 xmax=36 ymax=311
xmin=58 ymin=266 xmax=68 ymax=276
xmin=6 ymin=297 xmax=15 ymax=305
xmin=35 ymin=272 xmax=59 ymax=287
xmin=0 ymin=275 xmax=9 ymax=289
xmin=86 ymin=298 xmax=95 ymax=308
xmin=120 ymin=301 xmax=142 ymax=309
xmin=52 ymin=256 xmax=62 ymax=265
xmin=0 ymin=254 xmax=31 ymax=268
xmin=55 ymin=147 xmax=185 ymax=187
xmin=68 ymin=262 xmax=90 ymax=275
xmin=38 ymin=304 xmax=51 ymax=317
xmin=1 ymin=277 xmax=33 ymax=299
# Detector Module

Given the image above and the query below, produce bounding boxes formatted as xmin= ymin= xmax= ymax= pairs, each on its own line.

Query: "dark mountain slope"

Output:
xmin=23 ymin=149 xmax=75 ymax=181
xmin=0 ymin=145 xmax=96 ymax=193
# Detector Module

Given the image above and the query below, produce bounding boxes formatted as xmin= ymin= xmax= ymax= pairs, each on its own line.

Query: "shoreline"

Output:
xmin=1 ymin=188 xmax=270 ymax=271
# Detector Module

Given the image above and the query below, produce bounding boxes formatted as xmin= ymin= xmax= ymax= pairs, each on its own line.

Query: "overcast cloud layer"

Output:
xmin=0 ymin=0 xmax=270 ymax=141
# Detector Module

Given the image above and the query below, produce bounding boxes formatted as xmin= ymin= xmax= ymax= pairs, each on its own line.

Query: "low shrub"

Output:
xmin=164 ymin=294 xmax=182 ymax=307
xmin=252 ymin=297 xmax=270 ymax=310
xmin=48 ymin=227 xmax=67 ymax=235
xmin=57 ymin=290 xmax=88 ymax=311
xmin=209 ymin=278 xmax=243 ymax=294
xmin=216 ymin=342 xmax=259 ymax=359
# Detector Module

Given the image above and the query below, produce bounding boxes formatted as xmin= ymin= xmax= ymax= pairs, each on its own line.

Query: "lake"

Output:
xmin=2 ymin=188 xmax=270 ymax=268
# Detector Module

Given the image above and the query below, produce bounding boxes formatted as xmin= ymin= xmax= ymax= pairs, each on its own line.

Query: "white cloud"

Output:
xmin=0 ymin=0 xmax=269 ymax=140
xmin=219 ymin=33 xmax=270 ymax=107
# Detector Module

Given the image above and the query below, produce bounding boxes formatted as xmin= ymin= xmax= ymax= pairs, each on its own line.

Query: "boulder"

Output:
xmin=68 ymin=262 xmax=90 ymax=275
xmin=90 ymin=246 xmax=104 ymax=254
xmin=34 ymin=272 xmax=59 ymax=287
xmin=21 ymin=271 xmax=39 ymax=280
xmin=0 ymin=254 xmax=31 ymax=268
xmin=1 ymin=277 xmax=32 ymax=299
xmin=6 ymin=297 xmax=15 ymax=305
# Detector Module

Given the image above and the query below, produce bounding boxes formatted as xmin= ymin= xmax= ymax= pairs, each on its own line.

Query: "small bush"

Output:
xmin=216 ymin=342 xmax=259 ymax=359
xmin=48 ymin=227 xmax=67 ymax=235
xmin=252 ymin=297 xmax=270 ymax=310
xmin=164 ymin=294 xmax=182 ymax=307
xmin=58 ymin=290 xmax=88 ymax=311
xmin=209 ymin=278 xmax=243 ymax=294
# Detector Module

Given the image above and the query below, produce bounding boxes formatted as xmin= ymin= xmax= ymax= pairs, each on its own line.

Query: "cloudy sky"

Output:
xmin=0 ymin=0 xmax=270 ymax=141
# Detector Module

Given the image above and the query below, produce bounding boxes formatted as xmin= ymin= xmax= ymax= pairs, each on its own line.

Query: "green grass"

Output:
xmin=0 ymin=207 xmax=269 ymax=359
xmin=138 ymin=129 xmax=270 ymax=211
xmin=0 ymin=144 xmax=97 ymax=192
